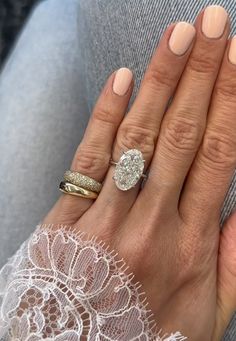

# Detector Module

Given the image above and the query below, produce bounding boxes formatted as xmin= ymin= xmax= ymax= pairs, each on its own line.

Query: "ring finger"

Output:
xmin=95 ymin=21 xmax=196 ymax=218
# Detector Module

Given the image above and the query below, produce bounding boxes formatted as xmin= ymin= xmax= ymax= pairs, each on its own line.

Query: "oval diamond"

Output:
xmin=114 ymin=149 xmax=145 ymax=191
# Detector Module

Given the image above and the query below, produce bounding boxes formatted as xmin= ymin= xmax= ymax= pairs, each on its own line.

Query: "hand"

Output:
xmin=44 ymin=5 xmax=236 ymax=340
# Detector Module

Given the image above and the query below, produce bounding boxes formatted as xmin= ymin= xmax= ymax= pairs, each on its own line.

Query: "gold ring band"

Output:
xmin=59 ymin=181 xmax=98 ymax=199
xmin=63 ymin=170 xmax=102 ymax=193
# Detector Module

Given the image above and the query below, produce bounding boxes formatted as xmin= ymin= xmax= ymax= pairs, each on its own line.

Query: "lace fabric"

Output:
xmin=0 ymin=224 xmax=186 ymax=340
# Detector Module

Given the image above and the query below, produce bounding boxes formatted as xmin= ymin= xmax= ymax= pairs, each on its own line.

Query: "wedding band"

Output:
xmin=110 ymin=149 xmax=147 ymax=191
xmin=63 ymin=170 xmax=102 ymax=193
xmin=59 ymin=181 xmax=98 ymax=199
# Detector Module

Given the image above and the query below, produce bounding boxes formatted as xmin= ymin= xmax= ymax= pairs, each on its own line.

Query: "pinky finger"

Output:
xmin=44 ymin=68 xmax=133 ymax=225
xmin=215 ymin=210 xmax=236 ymax=340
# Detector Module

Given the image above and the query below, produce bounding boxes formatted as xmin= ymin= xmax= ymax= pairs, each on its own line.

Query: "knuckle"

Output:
xmin=144 ymin=65 xmax=175 ymax=91
xmin=214 ymin=77 xmax=236 ymax=101
xmin=201 ymin=130 xmax=236 ymax=169
xmin=117 ymin=124 xmax=156 ymax=158
xmin=162 ymin=116 xmax=202 ymax=153
xmin=93 ymin=105 xmax=116 ymax=127
xmin=74 ymin=144 xmax=109 ymax=175
xmin=186 ymin=51 xmax=217 ymax=77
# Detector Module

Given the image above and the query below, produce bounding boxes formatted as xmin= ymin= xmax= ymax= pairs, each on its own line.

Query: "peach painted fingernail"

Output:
xmin=229 ymin=36 xmax=236 ymax=64
xmin=202 ymin=5 xmax=228 ymax=39
xmin=169 ymin=22 xmax=196 ymax=56
xmin=113 ymin=67 xmax=133 ymax=96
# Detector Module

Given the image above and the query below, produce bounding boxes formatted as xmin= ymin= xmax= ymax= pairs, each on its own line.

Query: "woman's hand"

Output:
xmin=44 ymin=5 xmax=236 ymax=340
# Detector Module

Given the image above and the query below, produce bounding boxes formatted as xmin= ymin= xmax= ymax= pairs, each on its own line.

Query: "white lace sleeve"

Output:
xmin=0 ymin=224 xmax=186 ymax=341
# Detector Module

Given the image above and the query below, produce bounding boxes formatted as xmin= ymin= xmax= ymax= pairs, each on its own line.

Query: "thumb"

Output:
xmin=214 ymin=210 xmax=236 ymax=340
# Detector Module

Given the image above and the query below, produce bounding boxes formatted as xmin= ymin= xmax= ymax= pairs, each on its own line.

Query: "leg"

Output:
xmin=0 ymin=0 xmax=89 ymax=266
xmin=77 ymin=0 xmax=236 ymax=339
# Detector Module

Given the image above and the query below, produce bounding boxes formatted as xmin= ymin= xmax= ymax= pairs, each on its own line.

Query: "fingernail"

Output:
xmin=113 ymin=67 xmax=133 ymax=96
xmin=202 ymin=5 xmax=228 ymax=39
xmin=229 ymin=36 xmax=236 ymax=65
xmin=169 ymin=22 xmax=196 ymax=55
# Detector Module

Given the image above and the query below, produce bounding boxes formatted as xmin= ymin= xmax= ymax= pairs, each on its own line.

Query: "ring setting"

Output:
xmin=110 ymin=149 xmax=147 ymax=191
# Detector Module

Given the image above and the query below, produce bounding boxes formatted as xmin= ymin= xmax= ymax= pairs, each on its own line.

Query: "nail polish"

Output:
xmin=113 ymin=67 xmax=133 ymax=96
xmin=169 ymin=22 xmax=196 ymax=56
xmin=202 ymin=5 xmax=228 ymax=39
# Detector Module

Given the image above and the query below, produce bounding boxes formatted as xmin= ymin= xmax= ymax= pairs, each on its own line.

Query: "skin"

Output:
xmin=43 ymin=7 xmax=236 ymax=340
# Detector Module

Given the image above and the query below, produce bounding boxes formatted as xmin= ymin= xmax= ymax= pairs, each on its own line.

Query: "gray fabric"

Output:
xmin=0 ymin=0 xmax=235 ymax=338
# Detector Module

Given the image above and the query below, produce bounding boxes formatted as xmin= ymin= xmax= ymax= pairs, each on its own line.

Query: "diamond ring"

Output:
xmin=63 ymin=170 xmax=102 ymax=193
xmin=110 ymin=149 xmax=147 ymax=191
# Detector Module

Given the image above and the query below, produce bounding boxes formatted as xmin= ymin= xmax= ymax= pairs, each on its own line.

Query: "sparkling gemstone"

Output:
xmin=114 ymin=149 xmax=145 ymax=191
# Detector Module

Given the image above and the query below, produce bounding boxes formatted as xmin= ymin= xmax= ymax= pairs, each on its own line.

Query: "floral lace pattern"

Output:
xmin=0 ymin=224 xmax=186 ymax=340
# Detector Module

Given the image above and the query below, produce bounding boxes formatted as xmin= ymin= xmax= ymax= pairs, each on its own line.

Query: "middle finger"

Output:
xmin=140 ymin=5 xmax=230 ymax=212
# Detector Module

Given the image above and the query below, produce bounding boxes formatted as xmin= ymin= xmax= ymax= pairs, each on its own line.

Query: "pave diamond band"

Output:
xmin=63 ymin=170 xmax=102 ymax=193
xmin=110 ymin=149 xmax=147 ymax=191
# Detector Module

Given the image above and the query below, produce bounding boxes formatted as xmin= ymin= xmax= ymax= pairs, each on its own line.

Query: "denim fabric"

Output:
xmin=0 ymin=0 xmax=89 ymax=267
xmin=0 ymin=0 xmax=235 ymax=338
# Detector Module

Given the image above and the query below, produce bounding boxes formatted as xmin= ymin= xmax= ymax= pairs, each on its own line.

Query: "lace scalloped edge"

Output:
xmin=0 ymin=222 xmax=187 ymax=341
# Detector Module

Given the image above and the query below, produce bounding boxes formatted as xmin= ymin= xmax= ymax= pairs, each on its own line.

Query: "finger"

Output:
xmin=214 ymin=210 xmax=236 ymax=341
xmin=180 ymin=35 xmax=236 ymax=225
xmin=139 ymin=5 xmax=230 ymax=213
xmin=44 ymin=68 xmax=133 ymax=224
xmin=95 ymin=22 xmax=196 ymax=218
